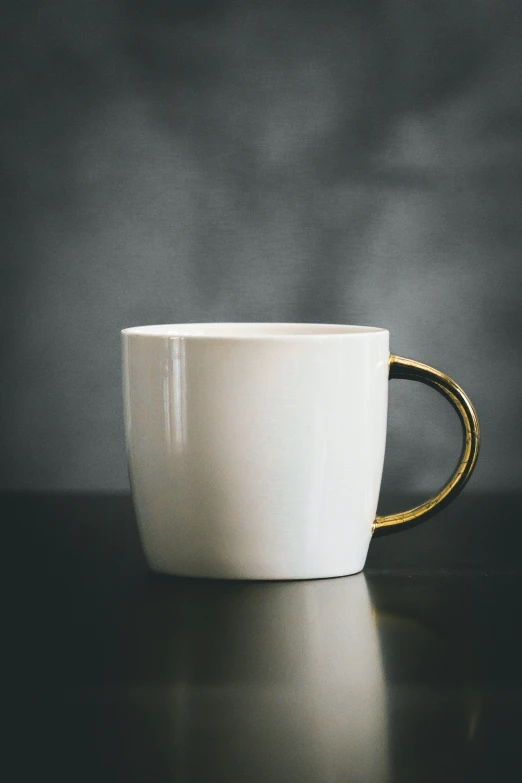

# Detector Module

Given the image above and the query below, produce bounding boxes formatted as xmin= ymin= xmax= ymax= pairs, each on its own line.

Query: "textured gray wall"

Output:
xmin=1 ymin=0 xmax=521 ymax=493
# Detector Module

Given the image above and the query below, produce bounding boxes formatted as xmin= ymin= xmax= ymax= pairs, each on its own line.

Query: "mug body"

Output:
xmin=122 ymin=323 xmax=389 ymax=579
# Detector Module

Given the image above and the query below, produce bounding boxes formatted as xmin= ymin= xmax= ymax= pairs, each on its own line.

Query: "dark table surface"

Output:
xmin=5 ymin=492 xmax=522 ymax=782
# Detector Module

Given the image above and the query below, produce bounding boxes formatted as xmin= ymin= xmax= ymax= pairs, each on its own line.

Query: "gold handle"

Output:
xmin=373 ymin=355 xmax=480 ymax=533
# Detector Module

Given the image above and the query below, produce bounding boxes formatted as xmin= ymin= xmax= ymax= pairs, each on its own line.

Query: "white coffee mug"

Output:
xmin=122 ymin=323 xmax=479 ymax=580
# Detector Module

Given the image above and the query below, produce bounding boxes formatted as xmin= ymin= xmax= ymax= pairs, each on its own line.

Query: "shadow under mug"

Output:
xmin=122 ymin=323 xmax=479 ymax=580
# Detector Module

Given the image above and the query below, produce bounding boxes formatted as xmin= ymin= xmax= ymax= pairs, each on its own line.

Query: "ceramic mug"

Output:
xmin=122 ymin=323 xmax=479 ymax=580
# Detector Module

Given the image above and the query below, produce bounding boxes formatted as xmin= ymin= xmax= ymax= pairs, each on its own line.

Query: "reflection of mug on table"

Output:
xmin=66 ymin=574 xmax=479 ymax=782
xmin=168 ymin=574 xmax=389 ymax=783
xmin=122 ymin=323 xmax=479 ymax=579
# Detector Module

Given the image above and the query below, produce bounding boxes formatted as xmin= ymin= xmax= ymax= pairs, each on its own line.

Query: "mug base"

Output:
xmin=147 ymin=564 xmax=366 ymax=582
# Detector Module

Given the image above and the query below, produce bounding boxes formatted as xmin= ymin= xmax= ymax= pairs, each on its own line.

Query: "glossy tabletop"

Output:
xmin=5 ymin=493 xmax=522 ymax=782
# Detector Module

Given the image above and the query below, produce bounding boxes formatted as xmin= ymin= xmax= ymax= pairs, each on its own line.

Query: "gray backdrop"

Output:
xmin=1 ymin=0 xmax=521 ymax=493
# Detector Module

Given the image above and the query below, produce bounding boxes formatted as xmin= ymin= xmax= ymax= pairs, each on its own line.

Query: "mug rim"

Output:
xmin=121 ymin=322 xmax=389 ymax=339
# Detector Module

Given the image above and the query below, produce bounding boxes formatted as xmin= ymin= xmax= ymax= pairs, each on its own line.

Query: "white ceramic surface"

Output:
xmin=122 ymin=323 xmax=390 ymax=579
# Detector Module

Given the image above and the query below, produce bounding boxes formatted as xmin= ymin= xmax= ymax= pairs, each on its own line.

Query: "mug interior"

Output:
xmin=121 ymin=323 xmax=387 ymax=338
